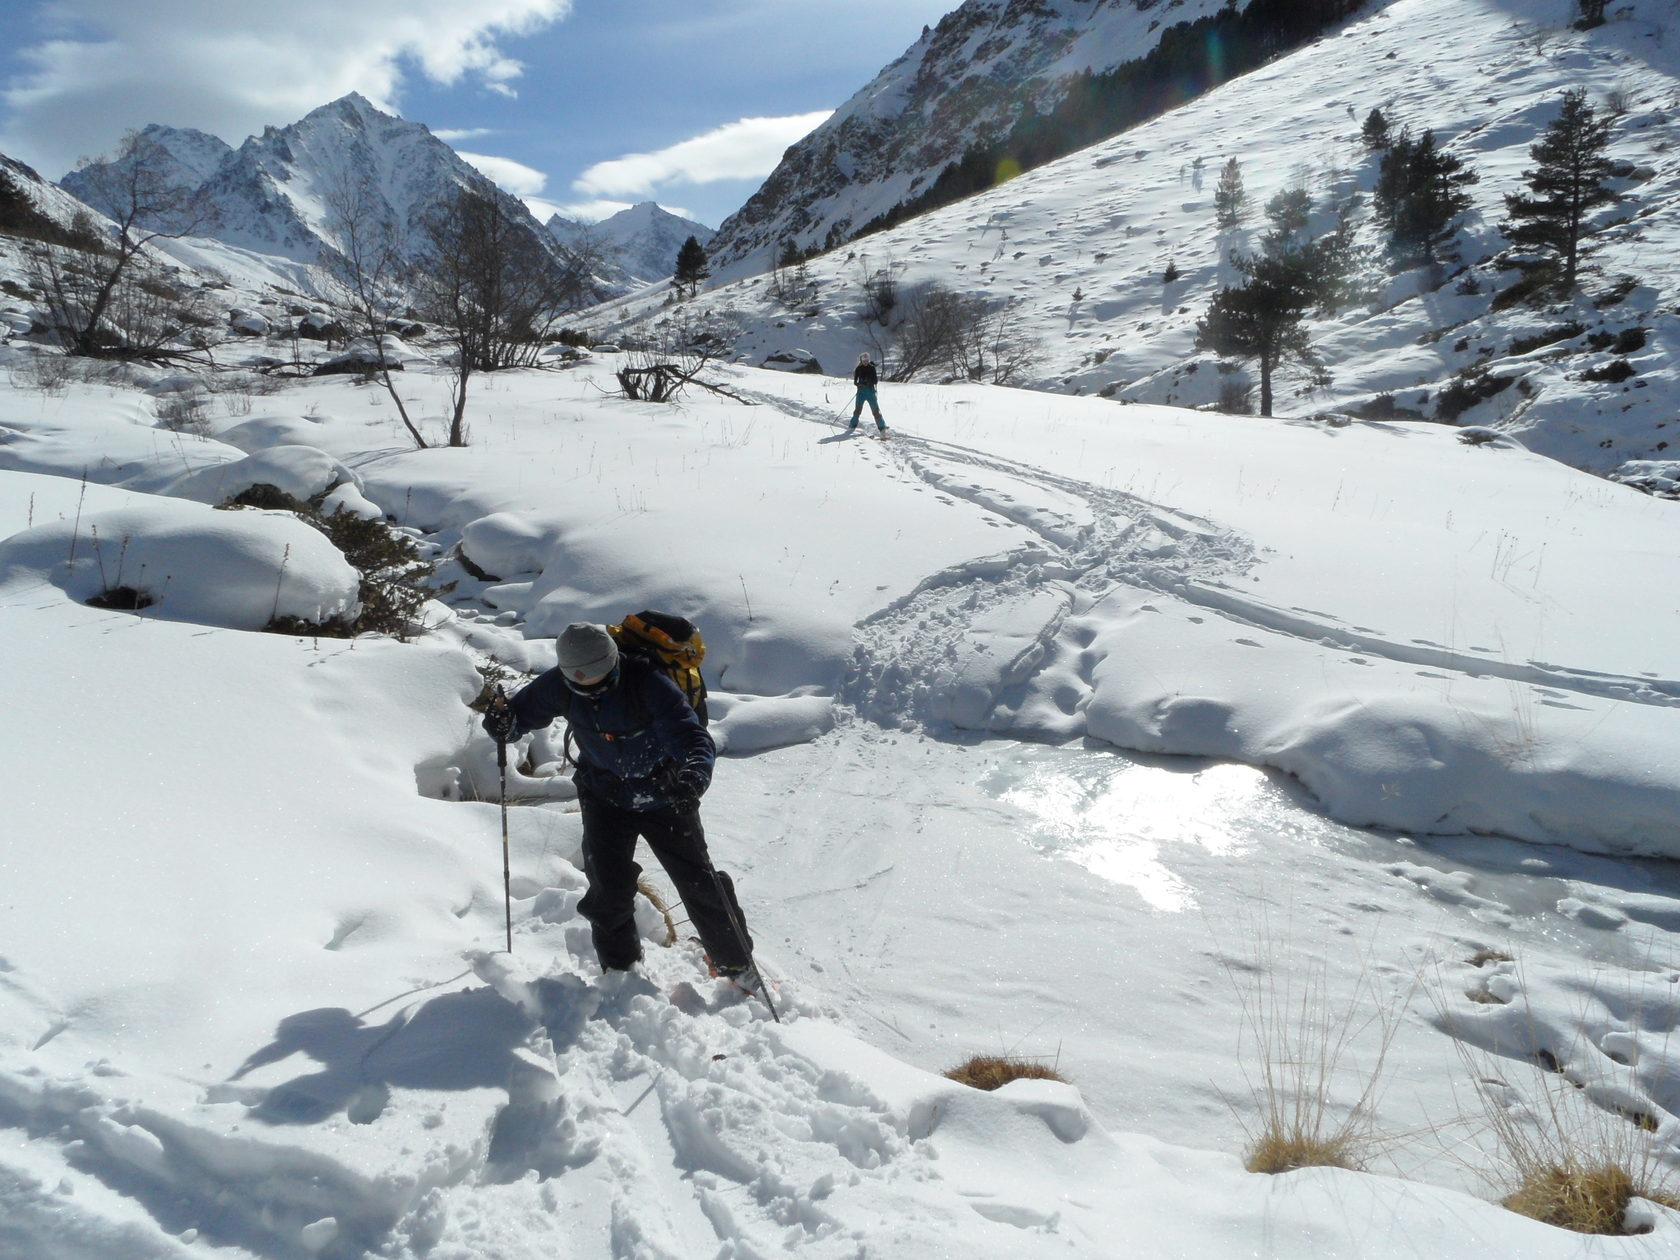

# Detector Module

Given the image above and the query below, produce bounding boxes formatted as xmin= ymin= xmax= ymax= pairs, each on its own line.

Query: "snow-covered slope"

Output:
xmin=615 ymin=0 xmax=1680 ymax=482
xmin=4 ymin=341 xmax=1680 ymax=1256
xmin=549 ymin=201 xmax=714 ymax=286
xmin=706 ymin=0 xmax=1250 ymax=272
xmin=0 ymin=148 xmax=103 ymax=239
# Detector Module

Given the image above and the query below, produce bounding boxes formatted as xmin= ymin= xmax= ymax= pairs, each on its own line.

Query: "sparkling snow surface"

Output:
xmin=3 ymin=347 xmax=1680 ymax=1257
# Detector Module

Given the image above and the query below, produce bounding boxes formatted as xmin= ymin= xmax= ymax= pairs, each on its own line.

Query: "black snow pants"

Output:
xmin=576 ymin=792 xmax=753 ymax=973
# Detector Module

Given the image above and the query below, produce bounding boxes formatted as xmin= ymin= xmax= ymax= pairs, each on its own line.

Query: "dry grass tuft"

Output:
xmin=1468 ymin=949 xmax=1515 ymax=968
xmin=945 ymin=1055 xmax=1068 ymax=1091
xmin=1440 ymin=963 xmax=1680 ymax=1236
xmin=1245 ymin=1126 xmax=1364 ymax=1175
xmin=1223 ymin=926 xmax=1412 ymax=1177
xmin=1466 ymin=983 xmax=1509 ymax=1006
xmin=1504 ymin=1162 xmax=1678 ymax=1234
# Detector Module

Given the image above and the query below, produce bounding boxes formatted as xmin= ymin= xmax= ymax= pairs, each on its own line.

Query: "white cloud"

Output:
xmin=573 ymin=111 xmax=832 ymax=199
xmin=433 ymin=127 xmax=496 ymax=143
xmin=457 ymin=151 xmax=548 ymax=197
xmin=0 ymin=0 xmax=569 ymax=177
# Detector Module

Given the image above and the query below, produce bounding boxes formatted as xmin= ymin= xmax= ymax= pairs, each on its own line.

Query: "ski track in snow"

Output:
xmin=750 ymin=387 xmax=1257 ymax=732
xmin=756 ymin=393 xmax=1680 ymax=747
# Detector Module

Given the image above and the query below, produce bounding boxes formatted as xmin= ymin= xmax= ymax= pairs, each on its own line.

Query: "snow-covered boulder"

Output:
xmin=228 ymin=310 xmax=270 ymax=337
xmin=761 ymin=348 xmax=823 ymax=374
xmin=311 ymin=336 xmax=427 ymax=375
xmin=161 ymin=445 xmax=358 ymax=507
xmin=1612 ymin=459 xmax=1680 ymax=499
xmin=710 ymin=693 xmax=835 ymax=753
xmin=294 ymin=312 xmax=345 ymax=341
xmin=0 ymin=494 xmax=360 ymax=630
xmin=459 ymin=512 xmax=551 ymax=580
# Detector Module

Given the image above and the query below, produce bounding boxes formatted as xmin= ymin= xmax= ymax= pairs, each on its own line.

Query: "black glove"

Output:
xmin=482 ymin=703 xmax=519 ymax=744
xmin=667 ymin=768 xmax=707 ymax=809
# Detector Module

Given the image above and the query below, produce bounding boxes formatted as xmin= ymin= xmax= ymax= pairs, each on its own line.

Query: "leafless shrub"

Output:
xmin=155 ymin=388 xmax=210 ymax=436
xmin=10 ymin=350 xmax=73 ymax=394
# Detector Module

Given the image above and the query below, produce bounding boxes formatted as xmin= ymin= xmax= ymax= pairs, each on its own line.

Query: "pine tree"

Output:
xmin=1575 ymin=0 xmax=1607 ymax=29
xmin=1196 ymin=249 xmax=1315 ymax=418
xmin=673 ymin=235 xmax=710 ymax=298
xmin=1197 ymin=188 xmax=1357 ymax=417
xmin=1214 ymin=157 xmax=1247 ymax=230
xmin=1373 ymin=129 xmax=1479 ymax=268
xmin=1362 ymin=107 xmax=1391 ymax=151
xmin=1500 ymin=89 xmax=1617 ymax=295
xmin=1265 ymin=187 xmax=1312 ymax=243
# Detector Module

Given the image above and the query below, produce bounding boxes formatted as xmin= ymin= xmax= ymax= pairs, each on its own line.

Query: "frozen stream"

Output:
xmin=717 ymin=725 xmax=1680 ymax=1179
xmin=976 ymin=739 xmax=1680 ymax=971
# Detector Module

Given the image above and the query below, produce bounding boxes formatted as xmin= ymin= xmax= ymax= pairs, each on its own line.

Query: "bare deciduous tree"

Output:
xmin=31 ymin=131 xmax=209 ymax=358
xmin=320 ymin=173 xmax=428 ymax=449
xmin=954 ymin=297 xmax=1041 ymax=386
xmin=862 ymin=280 xmax=1041 ymax=385
xmin=414 ymin=188 xmax=574 ymax=446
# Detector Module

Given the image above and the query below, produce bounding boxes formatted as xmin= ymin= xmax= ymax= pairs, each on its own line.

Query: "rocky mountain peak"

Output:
xmin=547 ymin=201 xmax=715 ymax=285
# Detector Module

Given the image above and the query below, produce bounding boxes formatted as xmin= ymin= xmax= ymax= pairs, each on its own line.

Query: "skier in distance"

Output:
xmin=483 ymin=622 xmax=759 ymax=991
xmin=849 ymin=352 xmax=887 ymax=435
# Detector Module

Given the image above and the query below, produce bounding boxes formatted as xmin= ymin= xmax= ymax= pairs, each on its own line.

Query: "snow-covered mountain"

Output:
xmin=611 ymin=0 xmax=1680 ymax=486
xmin=706 ymin=0 xmax=1333 ymax=273
xmin=61 ymin=94 xmax=566 ymax=274
xmin=548 ymin=201 xmax=714 ymax=285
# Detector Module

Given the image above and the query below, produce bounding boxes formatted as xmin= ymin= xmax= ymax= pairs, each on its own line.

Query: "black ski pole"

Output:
xmin=708 ymin=860 xmax=779 ymax=1023
xmin=491 ymin=685 xmax=513 ymax=954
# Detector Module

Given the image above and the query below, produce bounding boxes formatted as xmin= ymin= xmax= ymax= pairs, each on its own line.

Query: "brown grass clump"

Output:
xmin=1223 ymin=929 xmax=1411 ymax=1177
xmin=1245 ymin=1126 xmax=1363 ymax=1175
xmin=1440 ymin=963 xmax=1680 ymax=1236
xmin=1468 ymin=949 xmax=1515 ymax=968
xmin=945 ymin=1055 xmax=1068 ymax=1091
xmin=1503 ymin=1163 xmax=1653 ymax=1234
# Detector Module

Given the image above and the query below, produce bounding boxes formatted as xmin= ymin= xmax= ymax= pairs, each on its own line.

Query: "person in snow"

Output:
xmin=483 ymin=622 xmax=758 ymax=988
xmin=849 ymin=352 xmax=887 ymax=434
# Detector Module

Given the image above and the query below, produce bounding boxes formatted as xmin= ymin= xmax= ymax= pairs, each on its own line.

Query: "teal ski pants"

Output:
xmin=850 ymin=386 xmax=883 ymax=426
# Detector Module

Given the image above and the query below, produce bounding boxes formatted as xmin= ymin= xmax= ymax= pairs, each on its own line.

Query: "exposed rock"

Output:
xmin=762 ymin=348 xmax=823 ymax=374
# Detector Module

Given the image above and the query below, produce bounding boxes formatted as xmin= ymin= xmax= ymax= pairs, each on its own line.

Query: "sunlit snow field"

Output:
xmin=4 ymin=345 xmax=1680 ymax=1257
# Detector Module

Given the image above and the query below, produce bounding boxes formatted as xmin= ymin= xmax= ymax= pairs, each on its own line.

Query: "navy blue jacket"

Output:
xmin=507 ymin=656 xmax=714 ymax=811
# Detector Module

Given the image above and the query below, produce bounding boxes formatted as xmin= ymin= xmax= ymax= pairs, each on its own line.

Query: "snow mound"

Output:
xmin=711 ymin=694 xmax=836 ymax=753
xmin=161 ymin=444 xmax=358 ymax=506
xmin=0 ymin=495 xmax=360 ymax=630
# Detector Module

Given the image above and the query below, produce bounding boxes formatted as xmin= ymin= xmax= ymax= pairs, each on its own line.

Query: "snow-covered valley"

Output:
xmin=3 ymin=347 xmax=1680 ymax=1257
xmin=4 ymin=0 xmax=1680 ymax=1254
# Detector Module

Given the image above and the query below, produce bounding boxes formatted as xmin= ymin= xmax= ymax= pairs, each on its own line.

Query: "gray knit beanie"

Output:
xmin=556 ymin=622 xmax=619 ymax=683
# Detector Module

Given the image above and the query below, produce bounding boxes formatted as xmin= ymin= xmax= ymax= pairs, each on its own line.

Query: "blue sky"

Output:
xmin=0 ymin=0 xmax=955 ymax=229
